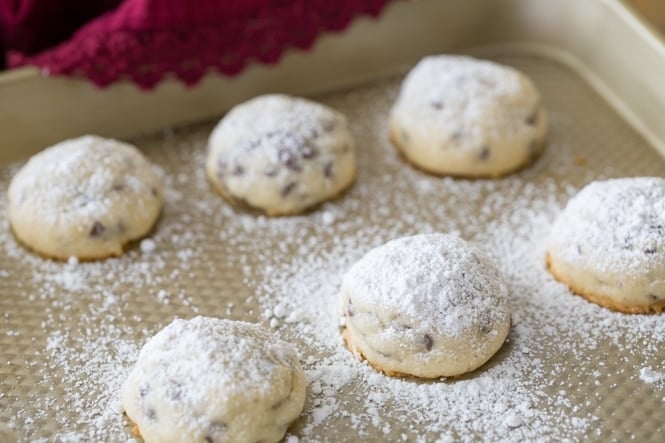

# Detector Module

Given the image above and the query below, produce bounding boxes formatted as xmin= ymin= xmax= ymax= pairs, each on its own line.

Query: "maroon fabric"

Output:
xmin=0 ymin=1 xmax=121 ymax=62
xmin=2 ymin=0 xmax=389 ymax=88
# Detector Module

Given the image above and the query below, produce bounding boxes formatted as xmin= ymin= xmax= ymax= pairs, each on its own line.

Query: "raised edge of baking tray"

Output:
xmin=1 ymin=0 xmax=665 ymax=160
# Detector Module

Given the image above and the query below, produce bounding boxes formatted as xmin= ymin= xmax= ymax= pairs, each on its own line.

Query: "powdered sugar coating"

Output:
xmin=390 ymin=55 xmax=547 ymax=177
xmin=8 ymin=135 xmax=163 ymax=259
xmin=341 ymin=234 xmax=511 ymax=377
xmin=206 ymin=94 xmax=356 ymax=215
xmin=548 ymin=177 xmax=665 ymax=312
xmin=121 ymin=316 xmax=306 ymax=443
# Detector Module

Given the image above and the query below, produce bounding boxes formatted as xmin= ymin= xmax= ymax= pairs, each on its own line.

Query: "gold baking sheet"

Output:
xmin=1 ymin=50 xmax=665 ymax=442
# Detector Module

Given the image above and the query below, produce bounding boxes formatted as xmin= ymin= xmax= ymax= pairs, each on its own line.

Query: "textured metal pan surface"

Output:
xmin=1 ymin=51 xmax=665 ymax=442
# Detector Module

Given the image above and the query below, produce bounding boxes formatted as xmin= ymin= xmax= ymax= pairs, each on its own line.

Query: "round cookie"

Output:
xmin=340 ymin=234 xmax=511 ymax=378
xmin=389 ymin=55 xmax=547 ymax=178
xmin=206 ymin=94 xmax=356 ymax=216
xmin=121 ymin=316 xmax=306 ymax=443
xmin=8 ymin=135 xmax=163 ymax=260
xmin=547 ymin=177 xmax=665 ymax=314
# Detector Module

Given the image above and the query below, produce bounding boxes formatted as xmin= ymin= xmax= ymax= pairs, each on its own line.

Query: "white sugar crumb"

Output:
xmin=320 ymin=210 xmax=336 ymax=226
xmin=156 ymin=289 xmax=170 ymax=304
xmin=67 ymin=256 xmax=79 ymax=266
xmin=140 ymin=238 xmax=156 ymax=253
xmin=639 ymin=367 xmax=665 ymax=385
xmin=2 ymin=55 xmax=665 ymax=442
xmin=505 ymin=412 xmax=525 ymax=428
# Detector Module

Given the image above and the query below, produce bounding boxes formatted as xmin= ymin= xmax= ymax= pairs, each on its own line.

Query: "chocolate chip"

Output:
xmin=346 ymin=303 xmax=354 ymax=317
xmin=300 ymin=145 xmax=318 ymax=159
xmin=649 ymin=224 xmax=664 ymax=234
xmin=89 ymin=221 xmax=105 ymax=237
xmin=324 ymin=161 xmax=334 ymax=178
xmin=307 ymin=128 xmax=321 ymax=139
xmin=205 ymin=437 xmax=214 ymax=443
xmin=622 ymin=237 xmax=633 ymax=250
xmin=423 ymin=334 xmax=433 ymax=351
xmin=648 ymin=294 xmax=660 ymax=301
xmin=77 ymin=196 xmax=91 ymax=208
xmin=478 ymin=146 xmax=490 ymax=160
xmin=146 ymin=408 xmax=157 ymax=421
xmin=644 ymin=247 xmax=657 ymax=254
xmin=526 ymin=109 xmax=539 ymax=126
xmin=281 ymin=182 xmax=296 ymax=197
xmin=139 ymin=384 xmax=150 ymax=398
xmin=232 ymin=165 xmax=245 ymax=176
xmin=151 ymin=187 xmax=159 ymax=197
xmin=112 ymin=183 xmax=124 ymax=191
xmin=430 ymin=100 xmax=443 ymax=110
xmin=278 ymin=149 xmax=301 ymax=172
xmin=322 ymin=120 xmax=336 ymax=132
xmin=479 ymin=314 xmax=493 ymax=334
xmin=169 ymin=379 xmax=182 ymax=401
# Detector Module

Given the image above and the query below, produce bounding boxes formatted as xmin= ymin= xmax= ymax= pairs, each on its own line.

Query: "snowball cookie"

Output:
xmin=389 ymin=55 xmax=547 ymax=178
xmin=8 ymin=135 xmax=163 ymax=260
xmin=547 ymin=177 xmax=665 ymax=314
xmin=121 ymin=316 xmax=306 ymax=443
xmin=341 ymin=234 xmax=511 ymax=378
xmin=206 ymin=94 xmax=356 ymax=215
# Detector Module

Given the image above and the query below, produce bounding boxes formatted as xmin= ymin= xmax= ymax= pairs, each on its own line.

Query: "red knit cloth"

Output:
xmin=2 ymin=0 xmax=389 ymax=89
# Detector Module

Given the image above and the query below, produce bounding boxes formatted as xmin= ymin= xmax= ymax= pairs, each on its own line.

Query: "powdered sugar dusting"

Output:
xmin=8 ymin=135 xmax=160 ymax=227
xmin=1 ymin=54 xmax=665 ymax=442
xmin=342 ymin=233 xmax=509 ymax=337
xmin=121 ymin=317 xmax=303 ymax=440
xmin=549 ymin=177 xmax=665 ymax=274
xmin=391 ymin=55 xmax=541 ymax=145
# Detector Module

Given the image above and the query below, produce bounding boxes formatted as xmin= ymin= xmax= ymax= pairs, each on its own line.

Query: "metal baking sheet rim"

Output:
xmin=0 ymin=0 xmax=665 ymax=161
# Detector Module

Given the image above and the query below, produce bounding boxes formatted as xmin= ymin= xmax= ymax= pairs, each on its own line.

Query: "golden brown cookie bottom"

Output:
xmin=546 ymin=253 xmax=665 ymax=314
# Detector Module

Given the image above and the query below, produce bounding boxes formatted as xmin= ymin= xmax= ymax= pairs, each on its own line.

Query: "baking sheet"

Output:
xmin=1 ymin=50 xmax=665 ymax=442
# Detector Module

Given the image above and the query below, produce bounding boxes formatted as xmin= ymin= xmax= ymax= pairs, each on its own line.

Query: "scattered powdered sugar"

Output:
xmin=640 ymin=367 xmax=665 ymax=385
xmin=1 ymin=55 xmax=665 ymax=442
